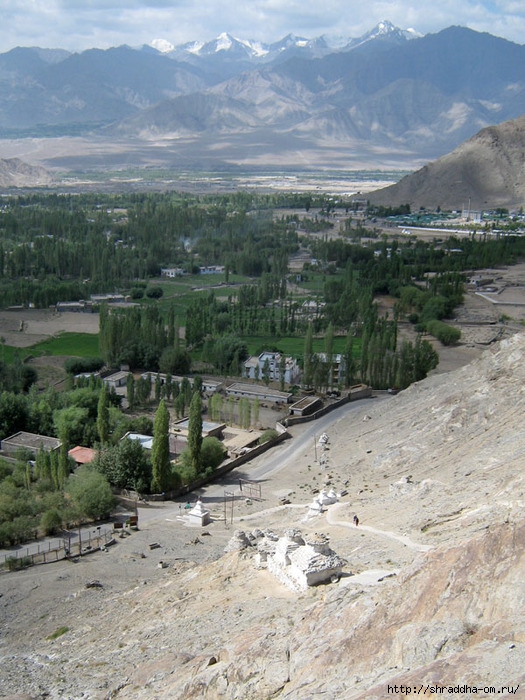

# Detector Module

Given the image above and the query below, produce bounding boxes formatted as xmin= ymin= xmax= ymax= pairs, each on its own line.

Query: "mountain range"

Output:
xmin=1 ymin=22 xmax=525 ymax=173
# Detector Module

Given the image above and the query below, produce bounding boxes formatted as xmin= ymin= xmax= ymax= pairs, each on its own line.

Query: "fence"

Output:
xmin=1 ymin=527 xmax=114 ymax=570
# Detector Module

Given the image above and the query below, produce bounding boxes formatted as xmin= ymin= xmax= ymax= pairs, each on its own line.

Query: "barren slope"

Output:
xmin=1 ymin=334 xmax=525 ymax=699
xmin=368 ymin=114 xmax=525 ymax=210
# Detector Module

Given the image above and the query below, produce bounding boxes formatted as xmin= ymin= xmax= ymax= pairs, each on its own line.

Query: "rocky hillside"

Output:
xmin=1 ymin=333 xmax=525 ymax=699
xmin=0 ymin=158 xmax=54 ymax=187
xmin=368 ymin=115 xmax=525 ymax=211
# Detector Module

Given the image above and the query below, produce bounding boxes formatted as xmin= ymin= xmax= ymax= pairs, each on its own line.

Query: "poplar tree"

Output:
xmin=97 ymin=387 xmax=110 ymax=445
xmin=58 ymin=441 xmax=70 ymax=489
xmin=325 ymin=322 xmax=334 ymax=390
xmin=343 ymin=330 xmax=356 ymax=387
xmin=151 ymin=399 xmax=171 ymax=493
xmin=262 ymin=358 xmax=271 ymax=386
xmin=303 ymin=323 xmax=314 ymax=388
xmin=279 ymin=354 xmax=286 ymax=391
xmin=155 ymin=373 xmax=162 ymax=403
xmin=188 ymin=391 xmax=203 ymax=474
xmin=126 ymin=373 xmax=135 ymax=410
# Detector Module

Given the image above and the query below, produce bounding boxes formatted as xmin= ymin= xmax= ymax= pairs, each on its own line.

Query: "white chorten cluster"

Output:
xmin=256 ymin=528 xmax=346 ymax=592
xmin=305 ymin=488 xmax=338 ymax=520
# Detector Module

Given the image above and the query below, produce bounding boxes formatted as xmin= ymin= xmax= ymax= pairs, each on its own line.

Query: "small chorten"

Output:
xmin=188 ymin=497 xmax=211 ymax=526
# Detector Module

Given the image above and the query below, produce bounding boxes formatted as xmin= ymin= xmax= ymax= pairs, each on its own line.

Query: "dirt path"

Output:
xmin=326 ymin=501 xmax=432 ymax=552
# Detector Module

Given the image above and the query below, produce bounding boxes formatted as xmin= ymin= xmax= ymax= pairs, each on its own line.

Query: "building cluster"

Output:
xmin=160 ymin=265 xmax=225 ymax=277
xmin=243 ymin=351 xmax=300 ymax=386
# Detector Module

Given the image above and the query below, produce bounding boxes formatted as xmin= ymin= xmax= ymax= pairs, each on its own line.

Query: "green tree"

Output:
xmin=97 ymin=387 xmax=110 ymax=445
xmin=94 ymin=439 xmax=152 ymax=493
xmin=325 ymin=322 xmax=334 ymax=390
xmin=279 ymin=354 xmax=286 ymax=392
xmin=187 ymin=391 xmax=203 ymax=475
xmin=0 ymin=391 xmax=28 ymax=440
xmin=343 ymin=329 xmax=357 ymax=387
xmin=135 ymin=376 xmax=151 ymax=405
xmin=40 ymin=508 xmax=63 ymax=535
xmin=159 ymin=347 xmax=191 ymax=375
xmin=174 ymin=392 xmax=185 ymax=419
xmin=151 ymin=400 xmax=171 ymax=493
xmin=239 ymin=397 xmax=251 ymax=429
xmin=210 ymin=392 xmax=223 ymax=422
xmin=155 ymin=373 xmax=162 ymax=403
xmin=200 ymin=436 xmax=226 ymax=472
xmin=67 ymin=466 xmax=115 ymax=521
xmin=262 ymin=358 xmax=271 ymax=387
xmin=303 ymin=323 xmax=313 ymax=389
xmin=126 ymin=373 xmax=135 ymax=410
xmin=426 ymin=320 xmax=461 ymax=346
xmin=58 ymin=441 xmax=70 ymax=489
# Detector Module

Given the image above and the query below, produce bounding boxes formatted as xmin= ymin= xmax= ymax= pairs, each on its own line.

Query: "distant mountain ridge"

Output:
xmin=150 ymin=21 xmax=419 ymax=63
xmin=1 ymin=23 xmax=525 ymax=171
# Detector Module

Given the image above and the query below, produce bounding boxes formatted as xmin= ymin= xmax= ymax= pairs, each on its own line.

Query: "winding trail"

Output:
xmin=326 ymin=501 xmax=432 ymax=552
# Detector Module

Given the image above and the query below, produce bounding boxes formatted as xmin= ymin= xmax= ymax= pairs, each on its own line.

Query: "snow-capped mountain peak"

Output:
xmin=365 ymin=19 xmax=422 ymax=41
xmin=150 ymin=38 xmax=174 ymax=54
xmin=149 ymin=21 xmax=419 ymax=65
xmin=215 ymin=32 xmax=234 ymax=52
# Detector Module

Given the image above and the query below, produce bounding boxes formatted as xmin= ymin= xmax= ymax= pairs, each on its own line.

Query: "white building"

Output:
xmin=314 ymin=352 xmax=345 ymax=386
xmin=244 ymin=351 xmax=300 ymax=386
xmin=161 ymin=267 xmax=185 ymax=278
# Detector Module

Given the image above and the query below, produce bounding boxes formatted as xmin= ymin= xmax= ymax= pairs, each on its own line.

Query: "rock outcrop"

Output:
xmin=0 ymin=158 xmax=54 ymax=188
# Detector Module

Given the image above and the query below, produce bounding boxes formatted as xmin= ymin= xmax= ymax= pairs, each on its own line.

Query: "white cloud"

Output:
xmin=0 ymin=0 xmax=524 ymax=53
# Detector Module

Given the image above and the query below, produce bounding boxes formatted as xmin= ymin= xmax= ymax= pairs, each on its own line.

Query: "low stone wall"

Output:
xmin=138 ymin=426 xmax=291 ymax=501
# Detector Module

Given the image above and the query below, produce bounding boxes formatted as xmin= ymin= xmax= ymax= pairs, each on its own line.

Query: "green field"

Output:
xmin=29 ymin=333 xmax=100 ymax=358
xmin=242 ymin=335 xmax=360 ymax=358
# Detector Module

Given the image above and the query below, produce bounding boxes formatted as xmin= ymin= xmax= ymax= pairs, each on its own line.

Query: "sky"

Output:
xmin=1 ymin=0 xmax=525 ymax=54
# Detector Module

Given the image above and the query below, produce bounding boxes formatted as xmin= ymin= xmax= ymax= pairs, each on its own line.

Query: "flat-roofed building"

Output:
xmin=103 ymin=370 xmax=130 ymax=389
xmin=1 ymin=431 xmax=61 ymax=457
xmin=140 ymin=373 xmax=222 ymax=395
xmin=171 ymin=418 xmax=225 ymax=440
xmin=225 ymin=382 xmax=292 ymax=405
xmin=289 ymin=396 xmax=323 ymax=416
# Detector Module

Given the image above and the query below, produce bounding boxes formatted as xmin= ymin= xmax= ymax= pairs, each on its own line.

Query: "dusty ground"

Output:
xmin=0 ymin=308 xmax=99 ymax=349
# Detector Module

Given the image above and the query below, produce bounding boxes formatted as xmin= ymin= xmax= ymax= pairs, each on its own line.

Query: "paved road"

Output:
xmin=138 ymin=395 xmax=385 ymax=525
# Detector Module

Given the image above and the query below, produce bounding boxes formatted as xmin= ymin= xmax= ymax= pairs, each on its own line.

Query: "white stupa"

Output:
xmin=188 ymin=497 xmax=211 ymax=526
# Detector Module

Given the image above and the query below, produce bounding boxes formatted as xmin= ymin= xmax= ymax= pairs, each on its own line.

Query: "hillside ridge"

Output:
xmin=368 ymin=114 xmax=525 ymax=209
